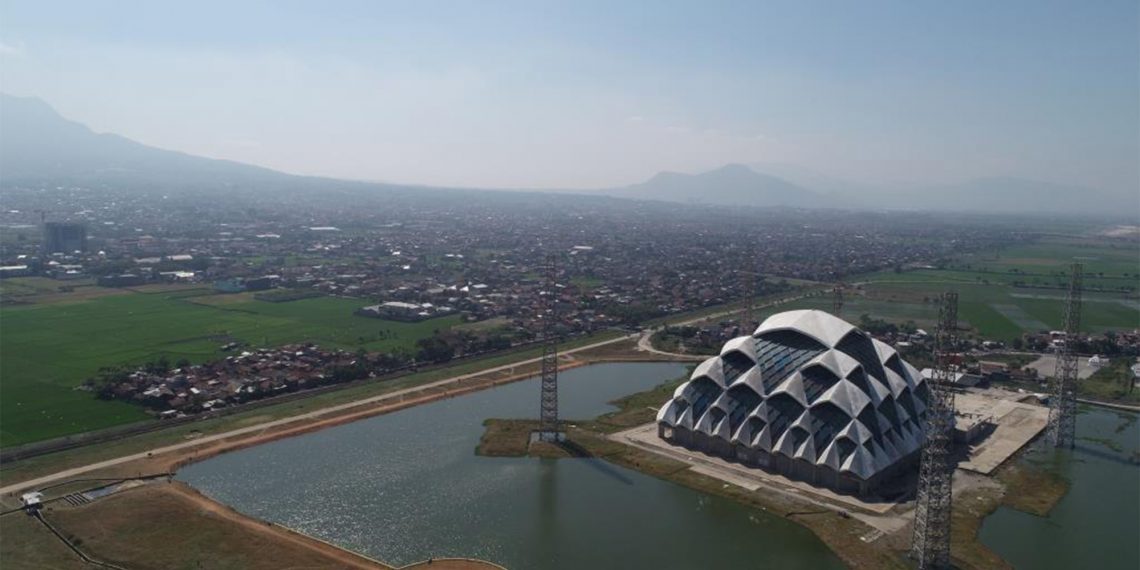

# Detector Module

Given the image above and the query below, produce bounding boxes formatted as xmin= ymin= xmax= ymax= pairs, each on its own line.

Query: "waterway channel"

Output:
xmin=179 ymin=362 xmax=846 ymax=569
xmin=979 ymin=405 xmax=1140 ymax=570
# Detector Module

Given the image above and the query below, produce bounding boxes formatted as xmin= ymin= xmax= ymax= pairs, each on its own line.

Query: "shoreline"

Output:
xmin=164 ymin=356 xmax=613 ymax=471
xmin=0 ymin=336 xmax=656 ymax=494
xmin=3 ymin=352 xmax=689 ymax=570
xmin=159 ymin=354 xmax=683 ymax=474
xmin=10 ymin=340 xmax=1104 ymax=569
xmin=168 ymin=480 xmax=391 ymax=569
xmin=469 ymin=377 xmax=1086 ymax=570
xmin=1077 ymin=398 xmax=1140 ymax=413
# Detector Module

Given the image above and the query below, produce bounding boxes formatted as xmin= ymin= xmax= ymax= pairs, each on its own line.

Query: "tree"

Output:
xmin=145 ymin=356 xmax=171 ymax=375
xmin=416 ymin=337 xmax=455 ymax=364
xmin=858 ymin=313 xmax=897 ymax=336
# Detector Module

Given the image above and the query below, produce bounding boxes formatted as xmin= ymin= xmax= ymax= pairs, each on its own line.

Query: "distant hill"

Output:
xmin=0 ymin=94 xmax=324 ymax=193
xmin=605 ymin=164 xmax=828 ymax=208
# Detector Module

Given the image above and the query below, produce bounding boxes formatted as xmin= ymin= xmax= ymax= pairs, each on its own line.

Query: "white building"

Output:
xmin=657 ymin=309 xmax=929 ymax=495
xmin=21 ymin=492 xmax=43 ymax=509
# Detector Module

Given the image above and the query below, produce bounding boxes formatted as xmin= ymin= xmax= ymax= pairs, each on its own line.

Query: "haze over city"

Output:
xmin=1 ymin=0 xmax=1136 ymax=204
xmin=1 ymin=2 xmax=1138 ymax=570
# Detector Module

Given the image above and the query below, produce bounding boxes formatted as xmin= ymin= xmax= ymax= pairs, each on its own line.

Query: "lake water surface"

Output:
xmin=979 ymin=405 xmax=1140 ymax=570
xmin=179 ymin=362 xmax=845 ymax=569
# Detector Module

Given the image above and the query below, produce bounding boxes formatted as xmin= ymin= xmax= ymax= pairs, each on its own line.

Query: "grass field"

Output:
xmin=0 ymin=512 xmax=90 ymax=570
xmin=839 ymin=236 xmax=1140 ymax=340
xmin=0 ymin=276 xmax=134 ymax=306
xmin=0 ymin=276 xmax=80 ymax=297
xmin=1080 ymin=359 xmax=1140 ymax=404
xmin=784 ymin=280 xmax=1138 ymax=341
xmin=0 ymin=291 xmax=460 ymax=447
xmin=957 ymin=237 xmax=1139 ymax=277
xmin=41 ymin=483 xmax=389 ymax=569
xmin=874 ymin=236 xmax=1140 ymax=293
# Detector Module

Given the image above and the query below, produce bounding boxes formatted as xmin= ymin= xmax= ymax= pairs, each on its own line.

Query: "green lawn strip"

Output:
xmin=1080 ymin=359 xmax=1140 ymax=404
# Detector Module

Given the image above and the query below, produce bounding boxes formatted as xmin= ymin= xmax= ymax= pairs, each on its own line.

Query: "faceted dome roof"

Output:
xmin=657 ymin=310 xmax=929 ymax=481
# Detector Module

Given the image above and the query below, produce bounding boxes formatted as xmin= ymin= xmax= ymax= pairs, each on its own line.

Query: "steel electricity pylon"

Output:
xmin=741 ymin=261 xmax=757 ymax=333
xmin=832 ymin=282 xmax=845 ymax=317
xmin=536 ymin=253 xmax=562 ymax=442
xmin=911 ymin=291 xmax=959 ymax=570
xmin=1047 ymin=262 xmax=1083 ymax=448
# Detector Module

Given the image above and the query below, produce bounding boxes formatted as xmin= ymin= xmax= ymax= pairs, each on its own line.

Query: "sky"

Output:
xmin=0 ymin=0 xmax=1137 ymax=196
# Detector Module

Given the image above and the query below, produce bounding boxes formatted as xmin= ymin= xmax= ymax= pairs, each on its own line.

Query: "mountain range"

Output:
xmin=0 ymin=94 xmax=1123 ymax=216
xmin=0 ymin=94 xmax=293 ymax=189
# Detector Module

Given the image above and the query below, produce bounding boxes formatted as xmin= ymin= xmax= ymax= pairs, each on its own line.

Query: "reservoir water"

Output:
xmin=979 ymin=406 xmax=1140 ymax=570
xmin=179 ymin=362 xmax=846 ymax=569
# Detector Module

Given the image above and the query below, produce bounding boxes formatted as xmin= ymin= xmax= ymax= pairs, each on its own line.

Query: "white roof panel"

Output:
xmin=659 ymin=309 xmax=928 ymax=484
xmin=755 ymin=309 xmax=855 ymax=348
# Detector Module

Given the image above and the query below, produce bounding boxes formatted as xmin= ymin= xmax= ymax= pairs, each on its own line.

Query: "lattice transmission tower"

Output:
xmin=1047 ymin=262 xmax=1083 ymax=448
xmin=832 ymin=282 xmax=845 ymax=317
xmin=911 ymin=291 xmax=959 ymax=570
xmin=535 ymin=253 xmax=562 ymax=442
xmin=740 ymin=258 xmax=757 ymax=333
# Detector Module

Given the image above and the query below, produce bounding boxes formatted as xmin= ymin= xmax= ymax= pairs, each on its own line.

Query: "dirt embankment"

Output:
xmin=19 ymin=480 xmax=391 ymax=570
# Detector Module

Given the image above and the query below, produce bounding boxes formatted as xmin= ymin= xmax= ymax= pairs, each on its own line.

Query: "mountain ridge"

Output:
xmin=604 ymin=163 xmax=828 ymax=208
xmin=0 ymin=94 xmax=1126 ymax=217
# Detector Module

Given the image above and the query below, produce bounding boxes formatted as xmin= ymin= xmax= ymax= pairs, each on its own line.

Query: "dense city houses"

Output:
xmin=0 ymin=185 xmax=1045 ymax=342
xmin=13 ymin=184 xmax=1137 ymax=420
xmin=87 ymin=344 xmax=382 ymax=417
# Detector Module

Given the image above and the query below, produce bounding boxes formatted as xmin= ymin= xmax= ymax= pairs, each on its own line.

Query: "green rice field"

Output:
xmin=0 ymin=290 xmax=460 ymax=447
xmin=757 ymin=281 xmax=1136 ymax=342
xmin=763 ymin=236 xmax=1139 ymax=341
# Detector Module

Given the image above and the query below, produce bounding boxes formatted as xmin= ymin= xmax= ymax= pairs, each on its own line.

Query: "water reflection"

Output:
xmin=980 ymin=407 xmax=1140 ymax=570
xmin=180 ymin=363 xmax=845 ymax=569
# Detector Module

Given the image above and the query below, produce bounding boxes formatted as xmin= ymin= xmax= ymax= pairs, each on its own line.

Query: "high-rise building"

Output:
xmin=43 ymin=222 xmax=87 ymax=254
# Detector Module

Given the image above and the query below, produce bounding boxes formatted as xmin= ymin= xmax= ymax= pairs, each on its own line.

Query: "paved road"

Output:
xmin=635 ymin=331 xmax=706 ymax=360
xmin=2 ymin=290 xmax=814 ymax=495
xmin=632 ymin=290 xmax=816 ymax=360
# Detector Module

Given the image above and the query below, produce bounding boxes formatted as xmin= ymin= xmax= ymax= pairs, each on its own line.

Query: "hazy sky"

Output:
xmin=1 ymin=1 xmax=1137 ymax=194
